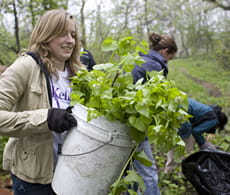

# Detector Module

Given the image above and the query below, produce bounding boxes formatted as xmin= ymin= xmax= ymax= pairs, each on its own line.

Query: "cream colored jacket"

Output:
xmin=0 ymin=53 xmax=54 ymax=184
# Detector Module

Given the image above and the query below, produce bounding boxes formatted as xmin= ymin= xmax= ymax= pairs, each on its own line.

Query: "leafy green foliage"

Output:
xmin=0 ymin=136 xmax=8 ymax=170
xmin=71 ymin=37 xmax=190 ymax=148
xmin=216 ymin=47 xmax=230 ymax=70
xmin=70 ymin=36 xmax=190 ymax=194
xmin=133 ymin=150 xmax=153 ymax=167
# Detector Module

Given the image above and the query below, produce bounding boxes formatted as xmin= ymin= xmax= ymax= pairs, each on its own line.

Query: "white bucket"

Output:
xmin=52 ymin=103 xmax=136 ymax=195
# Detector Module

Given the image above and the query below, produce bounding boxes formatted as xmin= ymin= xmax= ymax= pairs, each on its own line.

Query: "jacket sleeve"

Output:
xmin=0 ymin=56 xmax=49 ymax=137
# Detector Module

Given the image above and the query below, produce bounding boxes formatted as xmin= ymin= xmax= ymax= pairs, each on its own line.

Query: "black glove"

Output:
xmin=47 ymin=107 xmax=77 ymax=133
xmin=66 ymin=106 xmax=74 ymax=113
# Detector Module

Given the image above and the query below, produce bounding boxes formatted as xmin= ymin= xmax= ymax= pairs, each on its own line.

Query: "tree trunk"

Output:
xmin=80 ymin=0 xmax=86 ymax=47
xmin=29 ymin=0 xmax=36 ymax=27
xmin=144 ymin=0 xmax=150 ymax=35
xmin=13 ymin=0 xmax=20 ymax=53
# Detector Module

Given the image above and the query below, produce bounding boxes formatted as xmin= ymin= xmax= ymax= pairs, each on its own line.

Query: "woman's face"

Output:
xmin=48 ymin=19 xmax=76 ymax=65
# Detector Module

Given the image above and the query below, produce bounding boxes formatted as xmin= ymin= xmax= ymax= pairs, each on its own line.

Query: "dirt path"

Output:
xmin=181 ymin=68 xmax=222 ymax=97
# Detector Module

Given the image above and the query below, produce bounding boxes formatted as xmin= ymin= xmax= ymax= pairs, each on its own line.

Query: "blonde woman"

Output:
xmin=0 ymin=9 xmax=83 ymax=195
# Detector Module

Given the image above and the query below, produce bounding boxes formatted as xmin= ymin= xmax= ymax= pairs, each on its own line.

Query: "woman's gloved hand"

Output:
xmin=47 ymin=107 xmax=77 ymax=133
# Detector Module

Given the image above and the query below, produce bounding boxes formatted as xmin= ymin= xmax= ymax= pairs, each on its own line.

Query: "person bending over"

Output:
xmin=165 ymin=98 xmax=228 ymax=173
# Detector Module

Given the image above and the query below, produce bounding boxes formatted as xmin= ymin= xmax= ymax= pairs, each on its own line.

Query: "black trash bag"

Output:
xmin=181 ymin=149 xmax=230 ymax=195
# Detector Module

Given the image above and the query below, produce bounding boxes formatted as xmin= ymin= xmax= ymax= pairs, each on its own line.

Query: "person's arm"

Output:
xmin=0 ymin=56 xmax=49 ymax=138
xmin=0 ymin=56 xmax=77 ymax=137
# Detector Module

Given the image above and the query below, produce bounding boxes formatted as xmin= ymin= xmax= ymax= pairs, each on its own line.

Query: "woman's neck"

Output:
xmin=53 ymin=60 xmax=65 ymax=71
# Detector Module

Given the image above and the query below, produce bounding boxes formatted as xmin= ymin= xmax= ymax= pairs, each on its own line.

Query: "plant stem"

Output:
xmin=111 ymin=144 xmax=138 ymax=194
xmin=109 ymin=50 xmax=115 ymax=63
xmin=111 ymin=71 xmax=120 ymax=87
xmin=109 ymin=51 xmax=138 ymax=87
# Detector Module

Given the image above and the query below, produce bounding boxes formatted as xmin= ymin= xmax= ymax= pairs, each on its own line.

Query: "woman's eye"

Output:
xmin=60 ymin=33 xmax=67 ymax=37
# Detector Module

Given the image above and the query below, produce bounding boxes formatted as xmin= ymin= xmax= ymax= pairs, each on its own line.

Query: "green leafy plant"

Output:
xmin=70 ymin=36 xmax=190 ymax=194
xmin=0 ymin=136 xmax=8 ymax=170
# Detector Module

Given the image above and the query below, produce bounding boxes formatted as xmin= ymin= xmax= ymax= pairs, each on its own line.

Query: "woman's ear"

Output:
xmin=164 ymin=48 xmax=169 ymax=54
xmin=159 ymin=48 xmax=167 ymax=56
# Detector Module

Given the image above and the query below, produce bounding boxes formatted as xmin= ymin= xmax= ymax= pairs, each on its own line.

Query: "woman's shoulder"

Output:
xmin=12 ymin=53 xmax=38 ymax=70
xmin=17 ymin=52 xmax=38 ymax=64
xmin=4 ymin=53 xmax=40 ymax=81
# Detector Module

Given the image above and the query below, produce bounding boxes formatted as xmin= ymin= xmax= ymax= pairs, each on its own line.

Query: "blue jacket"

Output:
xmin=132 ymin=50 xmax=168 ymax=84
xmin=178 ymin=98 xmax=219 ymax=146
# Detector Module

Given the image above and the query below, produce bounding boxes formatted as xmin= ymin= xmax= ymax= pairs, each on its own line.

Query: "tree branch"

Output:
xmin=203 ymin=0 xmax=230 ymax=10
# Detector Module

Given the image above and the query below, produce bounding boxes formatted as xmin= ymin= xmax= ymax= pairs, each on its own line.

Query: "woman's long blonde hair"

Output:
xmin=28 ymin=9 xmax=83 ymax=77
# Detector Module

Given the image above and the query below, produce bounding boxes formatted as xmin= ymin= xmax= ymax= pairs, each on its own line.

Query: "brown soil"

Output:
xmin=0 ymin=172 xmax=13 ymax=195
xmin=0 ymin=188 xmax=13 ymax=195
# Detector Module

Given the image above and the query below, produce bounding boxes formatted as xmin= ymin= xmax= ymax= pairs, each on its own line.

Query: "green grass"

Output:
xmin=168 ymin=58 xmax=230 ymax=114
